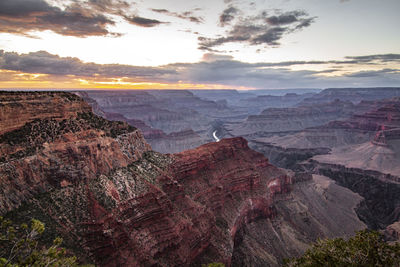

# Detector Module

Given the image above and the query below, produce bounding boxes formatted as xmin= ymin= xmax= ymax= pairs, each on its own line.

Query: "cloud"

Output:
xmin=345 ymin=54 xmax=400 ymax=63
xmin=0 ymin=0 xmax=169 ymax=37
xmin=219 ymin=6 xmax=239 ymax=26
xmin=345 ymin=68 xmax=399 ymax=78
xmin=166 ymin=58 xmax=400 ymax=88
xmin=0 ymin=50 xmax=175 ymax=78
xmin=86 ymin=0 xmax=131 ymax=14
xmin=1 ymin=50 xmax=399 ymax=89
xmin=151 ymin=8 xmax=204 ymax=24
xmin=124 ymin=16 xmax=167 ymax=27
xmin=265 ymin=11 xmax=306 ymax=25
xmin=0 ymin=0 xmax=121 ymax=37
xmin=199 ymin=9 xmax=316 ymax=50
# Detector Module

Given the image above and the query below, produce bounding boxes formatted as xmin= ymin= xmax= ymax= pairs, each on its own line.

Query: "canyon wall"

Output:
xmin=0 ymin=92 xmax=365 ymax=266
xmin=247 ymin=96 xmax=400 ymax=240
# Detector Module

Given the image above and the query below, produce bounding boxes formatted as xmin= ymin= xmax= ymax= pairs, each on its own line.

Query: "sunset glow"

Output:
xmin=0 ymin=0 xmax=399 ymax=89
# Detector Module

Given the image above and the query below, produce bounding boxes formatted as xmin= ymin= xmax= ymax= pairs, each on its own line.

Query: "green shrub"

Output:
xmin=0 ymin=217 xmax=93 ymax=267
xmin=284 ymin=229 xmax=400 ymax=267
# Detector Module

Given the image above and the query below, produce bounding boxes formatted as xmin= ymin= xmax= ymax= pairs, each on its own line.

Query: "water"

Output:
xmin=212 ymin=130 xmax=220 ymax=142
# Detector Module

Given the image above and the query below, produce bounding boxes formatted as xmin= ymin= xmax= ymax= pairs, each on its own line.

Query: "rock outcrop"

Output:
xmin=385 ymin=221 xmax=400 ymax=242
xmin=0 ymin=92 xmax=91 ymax=135
xmin=0 ymin=92 xmax=150 ymax=213
xmin=227 ymin=99 xmax=355 ymax=137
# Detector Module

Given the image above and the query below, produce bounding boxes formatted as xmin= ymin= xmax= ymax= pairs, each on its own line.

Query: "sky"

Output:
xmin=0 ymin=0 xmax=399 ymax=90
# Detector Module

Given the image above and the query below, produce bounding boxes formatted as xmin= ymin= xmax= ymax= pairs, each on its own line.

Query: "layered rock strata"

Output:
xmin=227 ymin=99 xmax=355 ymax=137
xmin=247 ymin=97 xmax=400 ymax=239
xmin=0 ymin=92 xmax=365 ymax=266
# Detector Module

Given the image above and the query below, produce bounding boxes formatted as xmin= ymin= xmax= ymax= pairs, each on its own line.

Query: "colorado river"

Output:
xmin=212 ymin=130 xmax=220 ymax=142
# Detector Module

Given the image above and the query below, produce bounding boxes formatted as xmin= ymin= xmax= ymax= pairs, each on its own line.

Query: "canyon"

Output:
xmin=73 ymin=87 xmax=400 ymax=245
xmin=75 ymin=89 xmax=321 ymax=154
xmin=226 ymin=89 xmax=400 ymax=243
xmin=0 ymin=91 xmax=369 ymax=266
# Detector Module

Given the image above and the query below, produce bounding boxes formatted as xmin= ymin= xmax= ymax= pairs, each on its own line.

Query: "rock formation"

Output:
xmin=246 ymin=95 xmax=400 ymax=239
xmin=226 ymin=99 xmax=355 ymax=137
xmin=299 ymin=87 xmax=400 ymax=106
xmin=75 ymin=91 xmax=211 ymax=153
xmin=237 ymin=92 xmax=316 ymax=114
xmin=0 ymin=91 xmax=365 ymax=266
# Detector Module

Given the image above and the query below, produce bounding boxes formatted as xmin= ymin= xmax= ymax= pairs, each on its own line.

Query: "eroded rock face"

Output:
xmin=83 ymin=90 xmax=213 ymax=134
xmin=300 ymin=160 xmax=400 ymax=230
xmin=0 ymin=92 xmax=91 ymax=135
xmin=80 ymin=99 xmax=210 ymax=154
xmin=227 ymin=99 xmax=355 ymax=137
xmin=0 ymin=92 xmax=150 ymax=213
xmin=148 ymin=129 xmax=209 ymax=153
xmin=385 ymin=221 xmax=400 ymax=242
xmin=231 ymin=174 xmax=365 ymax=266
xmin=76 ymin=90 xmax=216 ymax=153
xmin=0 ymin=92 xmax=365 ymax=266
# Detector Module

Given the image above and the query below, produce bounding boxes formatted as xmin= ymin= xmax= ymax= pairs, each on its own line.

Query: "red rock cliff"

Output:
xmin=0 ymin=92 xmax=296 ymax=266
xmin=0 ymin=92 xmax=151 ymax=213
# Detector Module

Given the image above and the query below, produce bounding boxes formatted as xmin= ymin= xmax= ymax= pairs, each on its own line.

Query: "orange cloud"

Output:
xmin=0 ymin=70 xmax=254 ymax=90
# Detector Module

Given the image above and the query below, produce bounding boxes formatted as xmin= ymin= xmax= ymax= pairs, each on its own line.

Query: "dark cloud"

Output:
xmin=151 ymin=8 xmax=169 ymax=13
xmin=0 ymin=0 xmax=52 ymax=17
xmin=0 ymin=50 xmax=175 ymax=78
xmin=166 ymin=58 xmax=400 ymax=88
xmin=0 ymin=0 xmax=120 ymax=37
xmin=1 ymin=50 xmax=399 ymax=88
xmin=294 ymin=17 xmax=315 ymax=30
xmin=345 ymin=68 xmax=399 ymax=78
xmin=219 ymin=6 xmax=239 ymax=26
xmin=124 ymin=16 xmax=167 ymax=27
xmin=265 ymin=11 xmax=306 ymax=25
xmin=251 ymin=27 xmax=286 ymax=45
xmin=151 ymin=8 xmax=204 ymax=24
xmin=315 ymin=69 xmax=341 ymax=74
xmin=0 ymin=0 xmax=168 ymax=36
xmin=199 ymin=9 xmax=315 ymax=50
xmin=345 ymin=54 xmax=400 ymax=63
xmin=165 ymin=59 xmax=324 ymax=88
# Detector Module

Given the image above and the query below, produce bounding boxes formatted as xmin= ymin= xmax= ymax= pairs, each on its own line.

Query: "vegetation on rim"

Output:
xmin=284 ymin=229 xmax=400 ymax=267
xmin=0 ymin=217 xmax=94 ymax=267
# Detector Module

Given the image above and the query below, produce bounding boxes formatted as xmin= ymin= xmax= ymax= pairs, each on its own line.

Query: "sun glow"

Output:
xmin=0 ymin=70 xmax=253 ymax=90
